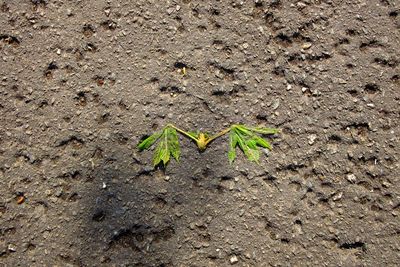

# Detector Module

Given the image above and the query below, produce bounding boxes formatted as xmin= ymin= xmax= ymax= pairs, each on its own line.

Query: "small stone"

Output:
xmin=332 ymin=192 xmax=343 ymax=201
xmin=102 ymin=182 xmax=107 ymax=189
xmin=104 ymin=7 xmax=111 ymax=16
xmin=302 ymin=42 xmax=312 ymax=49
xmin=312 ymin=89 xmax=321 ymax=96
xmin=193 ymin=241 xmax=202 ymax=249
xmin=164 ymin=175 xmax=170 ymax=181
xmin=176 ymin=5 xmax=181 ymax=11
xmin=346 ymin=174 xmax=356 ymax=183
xmin=166 ymin=8 xmax=174 ymax=14
xmin=228 ymin=181 xmax=235 ymax=191
xmin=297 ymin=2 xmax=307 ymax=8
xmin=55 ymin=189 xmax=63 ymax=197
xmin=100 ymin=256 xmax=110 ymax=263
xmin=242 ymin=43 xmax=249 ymax=49
xmin=230 ymin=255 xmax=239 ymax=264
xmin=8 ymin=244 xmax=16 ymax=252
xmin=308 ymin=134 xmax=317 ymax=145
xmin=271 ymin=99 xmax=280 ymax=110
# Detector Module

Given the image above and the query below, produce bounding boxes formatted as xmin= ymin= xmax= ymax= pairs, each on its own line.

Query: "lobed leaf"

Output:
xmin=246 ymin=139 xmax=258 ymax=149
xmin=250 ymin=126 xmax=279 ymax=135
xmin=253 ymin=135 xmax=272 ymax=150
xmin=168 ymin=128 xmax=180 ymax=161
xmin=152 ymin=127 xmax=180 ymax=167
xmin=228 ymin=130 xmax=238 ymax=164
xmin=139 ymin=123 xmax=278 ymax=167
xmin=153 ymin=140 xmax=167 ymax=166
xmin=239 ymin=136 xmax=259 ymax=162
xmin=233 ymin=124 xmax=252 ymax=135
xmin=227 ymin=125 xmax=276 ymax=163
xmin=137 ymin=131 xmax=162 ymax=151
xmin=246 ymin=147 xmax=260 ymax=162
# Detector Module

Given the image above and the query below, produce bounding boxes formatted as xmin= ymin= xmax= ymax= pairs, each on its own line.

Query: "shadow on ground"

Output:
xmin=78 ymin=137 xmax=242 ymax=266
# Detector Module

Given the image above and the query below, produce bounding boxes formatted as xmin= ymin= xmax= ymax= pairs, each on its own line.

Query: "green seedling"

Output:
xmin=138 ymin=123 xmax=279 ymax=167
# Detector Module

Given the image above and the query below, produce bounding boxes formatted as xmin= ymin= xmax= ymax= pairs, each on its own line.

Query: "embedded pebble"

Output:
xmin=272 ymin=99 xmax=280 ymax=110
xmin=347 ymin=174 xmax=357 ymax=183
xmin=308 ymin=134 xmax=317 ymax=145
xmin=302 ymin=42 xmax=312 ymax=49
xmin=8 ymin=244 xmax=16 ymax=252
xmin=230 ymin=255 xmax=238 ymax=264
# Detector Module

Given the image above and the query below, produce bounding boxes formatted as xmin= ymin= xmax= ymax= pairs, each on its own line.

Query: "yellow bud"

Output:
xmin=197 ymin=133 xmax=208 ymax=151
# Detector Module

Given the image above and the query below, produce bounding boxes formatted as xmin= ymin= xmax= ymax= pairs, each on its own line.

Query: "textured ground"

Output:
xmin=1 ymin=0 xmax=400 ymax=266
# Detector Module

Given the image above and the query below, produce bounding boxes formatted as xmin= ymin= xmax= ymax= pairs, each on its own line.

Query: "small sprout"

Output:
xmin=138 ymin=124 xmax=278 ymax=167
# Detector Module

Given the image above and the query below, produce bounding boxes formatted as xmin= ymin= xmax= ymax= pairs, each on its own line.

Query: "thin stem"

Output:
xmin=206 ymin=127 xmax=231 ymax=145
xmin=166 ymin=124 xmax=199 ymax=142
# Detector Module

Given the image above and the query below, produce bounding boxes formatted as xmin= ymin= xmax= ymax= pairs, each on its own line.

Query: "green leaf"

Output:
xmin=238 ymin=136 xmax=259 ymax=162
xmin=227 ymin=125 xmax=276 ymax=163
xmin=137 ymin=131 xmax=162 ymax=151
xmin=139 ymin=123 xmax=277 ymax=167
xmin=246 ymin=147 xmax=260 ymax=162
xmin=153 ymin=140 xmax=167 ymax=166
xmin=250 ymin=126 xmax=279 ymax=135
xmin=253 ymin=135 xmax=272 ymax=150
xmin=187 ymin=131 xmax=199 ymax=139
xmin=236 ymin=132 xmax=252 ymax=160
xmin=168 ymin=128 xmax=180 ymax=161
xmin=228 ymin=150 xmax=236 ymax=164
xmin=228 ymin=131 xmax=238 ymax=164
xmin=246 ymin=139 xmax=258 ymax=149
xmin=234 ymin=124 xmax=252 ymax=135
xmin=152 ymin=127 xmax=180 ymax=167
